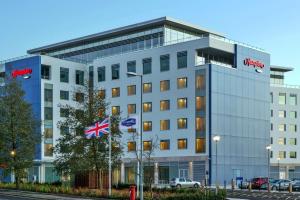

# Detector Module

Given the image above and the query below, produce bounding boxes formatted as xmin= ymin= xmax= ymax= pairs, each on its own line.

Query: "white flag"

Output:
xmin=119 ymin=115 xmax=138 ymax=130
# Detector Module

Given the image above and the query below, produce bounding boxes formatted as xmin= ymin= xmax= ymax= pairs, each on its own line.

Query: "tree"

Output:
xmin=53 ymin=82 xmax=122 ymax=189
xmin=0 ymin=79 xmax=39 ymax=188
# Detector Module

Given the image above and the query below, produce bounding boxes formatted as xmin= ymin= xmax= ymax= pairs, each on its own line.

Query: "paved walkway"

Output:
xmin=227 ymin=190 xmax=300 ymax=200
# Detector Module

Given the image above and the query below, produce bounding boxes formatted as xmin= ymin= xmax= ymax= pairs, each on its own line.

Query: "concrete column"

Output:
xmin=154 ymin=162 xmax=159 ymax=184
xmin=285 ymin=165 xmax=289 ymax=179
xmin=120 ymin=162 xmax=125 ymax=183
xmin=189 ymin=161 xmax=193 ymax=180
xmin=40 ymin=164 xmax=45 ymax=183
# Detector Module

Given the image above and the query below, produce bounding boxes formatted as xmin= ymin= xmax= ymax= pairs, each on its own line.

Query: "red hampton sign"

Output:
xmin=11 ymin=68 xmax=32 ymax=78
xmin=244 ymin=58 xmax=265 ymax=69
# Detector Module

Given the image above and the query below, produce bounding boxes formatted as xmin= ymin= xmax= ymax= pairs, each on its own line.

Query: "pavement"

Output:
xmin=227 ymin=190 xmax=300 ymax=200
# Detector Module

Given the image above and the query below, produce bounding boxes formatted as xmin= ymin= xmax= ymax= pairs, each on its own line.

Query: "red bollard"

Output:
xmin=129 ymin=185 xmax=136 ymax=200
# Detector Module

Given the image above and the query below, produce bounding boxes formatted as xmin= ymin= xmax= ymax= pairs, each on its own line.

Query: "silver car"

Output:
xmin=170 ymin=177 xmax=201 ymax=188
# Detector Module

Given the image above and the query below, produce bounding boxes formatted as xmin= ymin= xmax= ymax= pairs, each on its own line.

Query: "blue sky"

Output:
xmin=0 ymin=0 xmax=299 ymax=84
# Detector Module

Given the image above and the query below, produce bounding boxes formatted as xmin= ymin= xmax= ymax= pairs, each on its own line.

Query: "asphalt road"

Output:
xmin=227 ymin=190 xmax=300 ymax=200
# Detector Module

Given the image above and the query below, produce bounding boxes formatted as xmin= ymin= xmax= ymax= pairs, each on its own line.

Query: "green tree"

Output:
xmin=54 ymin=83 xmax=122 ymax=188
xmin=0 ymin=79 xmax=39 ymax=188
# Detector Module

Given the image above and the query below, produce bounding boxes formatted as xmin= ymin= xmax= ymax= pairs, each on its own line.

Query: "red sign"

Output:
xmin=244 ymin=58 xmax=264 ymax=69
xmin=11 ymin=68 xmax=32 ymax=78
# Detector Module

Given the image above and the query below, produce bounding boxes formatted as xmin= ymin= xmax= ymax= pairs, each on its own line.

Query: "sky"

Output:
xmin=0 ymin=0 xmax=299 ymax=84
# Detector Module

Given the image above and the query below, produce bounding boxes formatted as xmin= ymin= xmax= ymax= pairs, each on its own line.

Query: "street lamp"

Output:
xmin=126 ymin=72 xmax=143 ymax=200
xmin=10 ymin=150 xmax=16 ymax=157
xmin=213 ymin=135 xmax=221 ymax=194
xmin=277 ymin=157 xmax=280 ymax=179
xmin=266 ymin=145 xmax=271 ymax=191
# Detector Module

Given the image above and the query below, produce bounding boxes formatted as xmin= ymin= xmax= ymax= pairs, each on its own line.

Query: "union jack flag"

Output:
xmin=84 ymin=118 xmax=110 ymax=139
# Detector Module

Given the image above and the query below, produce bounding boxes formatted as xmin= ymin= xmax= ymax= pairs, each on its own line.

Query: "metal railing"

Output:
xmin=271 ymin=83 xmax=300 ymax=89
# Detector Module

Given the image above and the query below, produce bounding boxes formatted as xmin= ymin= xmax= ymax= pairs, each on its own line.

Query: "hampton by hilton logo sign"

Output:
xmin=11 ymin=68 xmax=32 ymax=79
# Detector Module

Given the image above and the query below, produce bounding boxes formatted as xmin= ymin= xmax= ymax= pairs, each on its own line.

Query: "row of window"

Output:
xmin=271 ymin=110 xmax=297 ymax=119
xmin=111 ymin=96 xmax=205 ymax=114
xmin=127 ymin=137 xmax=205 ymax=153
xmin=270 ymin=137 xmax=297 ymax=145
xmin=270 ymin=92 xmax=298 ymax=106
xmin=97 ymin=51 xmax=188 ymax=82
xmin=271 ymin=123 xmax=297 ymax=132
xmin=271 ymin=151 xmax=297 ymax=159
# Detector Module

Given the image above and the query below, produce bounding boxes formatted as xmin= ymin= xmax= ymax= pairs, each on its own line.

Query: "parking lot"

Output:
xmin=227 ymin=190 xmax=300 ymax=200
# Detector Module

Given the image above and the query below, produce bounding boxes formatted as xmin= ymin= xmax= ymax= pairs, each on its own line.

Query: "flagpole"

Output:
xmin=108 ymin=117 xmax=112 ymax=197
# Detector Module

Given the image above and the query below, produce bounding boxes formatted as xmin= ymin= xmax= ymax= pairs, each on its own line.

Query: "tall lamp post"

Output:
xmin=127 ymin=72 xmax=143 ymax=200
xmin=213 ymin=135 xmax=221 ymax=194
xmin=277 ymin=157 xmax=280 ymax=179
xmin=266 ymin=145 xmax=271 ymax=191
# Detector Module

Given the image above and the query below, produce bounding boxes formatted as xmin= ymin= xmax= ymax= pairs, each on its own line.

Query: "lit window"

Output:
xmin=98 ymin=89 xmax=105 ymax=98
xmin=177 ymin=51 xmax=187 ymax=69
xmin=160 ymin=140 xmax=170 ymax=150
xmin=128 ymin=104 xmax=136 ymax=114
xmin=278 ymin=138 xmax=286 ymax=145
xmin=160 ymin=120 xmax=170 ymax=131
xmin=290 ymin=94 xmax=297 ymax=106
xmin=112 ymin=87 xmax=120 ymax=97
xmin=178 ymin=138 xmax=187 ymax=149
xmin=160 ymin=100 xmax=170 ymax=111
xmin=160 ymin=80 xmax=170 ymax=91
xmin=143 ymin=102 xmax=152 ymax=112
xmin=278 ymin=110 xmax=286 ymax=118
xmin=112 ymin=64 xmax=120 ymax=80
xmin=278 ymin=151 xmax=286 ymax=159
xmin=177 ymin=98 xmax=187 ymax=109
xmin=289 ymin=124 xmax=297 ymax=132
xmin=160 ymin=54 xmax=170 ymax=72
xmin=290 ymin=111 xmax=297 ymax=119
xmin=143 ymin=58 xmax=152 ymax=75
xmin=196 ymin=138 xmax=205 ymax=153
xmin=112 ymin=106 xmax=120 ymax=115
xmin=279 ymin=93 xmax=286 ymax=105
xmin=127 ymin=142 xmax=136 ymax=152
xmin=127 ymin=85 xmax=136 ymax=96
xmin=196 ymin=117 xmax=205 ymax=132
xmin=143 ymin=121 xmax=152 ymax=131
xmin=290 ymin=152 xmax=297 ymax=159
xmin=196 ymin=75 xmax=205 ymax=90
xmin=143 ymin=141 xmax=152 ymax=151
xmin=196 ymin=96 xmax=205 ymax=111
xmin=44 ymin=128 xmax=53 ymax=139
xmin=44 ymin=144 xmax=53 ymax=157
xmin=289 ymin=138 xmax=297 ymax=145
xmin=278 ymin=124 xmax=286 ymax=132
xmin=177 ymin=118 xmax=187 ymax=129
xmin=177 ymin=77 xmax=187 ymax=89
xmin=143 ymin=83 xmax=152 ymax=93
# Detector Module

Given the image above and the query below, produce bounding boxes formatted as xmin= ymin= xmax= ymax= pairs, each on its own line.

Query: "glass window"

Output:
xmin=278 ymin=110 xmax=286 ymax=118
xmin=160 ymin=120 xmax=170 ymax=131
xmin=143 ymin=83 xmax=152 ymax=93
xmin=143 ymin=102 xmax=152 ymax=112
xmin=177 ymin=51 xmax=187 ymax=69
xmin=160 ymin=140 xmax=170 ymax=150
xmin=271 ymin=123 xmax=273 ymax=131
xmin=75 ymin=92 xmax=84 ymax=102
xmin=160 ymin=80 xmax=170 ymax=92
xmin=196 ymin=117 xmax=205 ymax=132
xmin=127 ymin=61 xmax=136 ymax=77
xmin=128 ymin=104 xmax=136 ymax=114
xmin=143 ymin=121 xmax=152 ymax=131
xmin=177 ymin=98 xmax=187 ymax=109
xmin=177 ymin=118 xmax=187 ymax=129
xmin=270 ymin=92 xmax=273 ymax=103
xmin=97 ymin=66 xmax=105 ymax=82
xmin=44 ymin=107 xmax=53 ymax=120
xmin=44 ymin=128 xmax=53 ymax=139
xmin=44 ymin=88 xmax=53 ymax=102
xmin=177 ymin=77 xmax=187 ymax=89
xmin=279 ymin=151 xmax=286 ymax=159
xmin=143 ymin=58 xmax=152 ymax=75
xmin=279 ymin=93 xmax=286 ymax=105
xmin=290 ymin=111 xmax=297 ymax=119
xmin=289 ymin=124 xmax=297 ymax=132
xmin=143 ymin=141 xmax=152 ymax=151
xmin=160 ymin=54 xmax=170 ymax=72
xmin=44 ymin=144 xmax=53 ymax=157
xmin=60 ymin=108 xmax=69 ymax=118
xmin=196 ymin=96 xmax=205 ymax=111
xmin=60 ymin=67 xmax=69 ymax=83
xmin=178 ymin=138 xmax=187 ymax=149
xmin=290 ymin=152 xmax=297 ymax=159
xmin=196 ymin=75 xmax=205 ymax=90
xmin=41 ymin=64 xmax=51 ymax=80
xmin=60 ymin=126 xmax=69 ymax=135
xmin=60 ymin=90 xmax=69 ymax=100
xmin=278 ymin=138 xmax=286 ymax=145
xmin=289 ymin=138 xmax=297 ymax=145
xmin=76 ymin=70 xmax=84 ymax=85
xmin=160 ymin=100 xmax=170 ymax=111
xmin=127 ymin=85 xmax=136 ymax=96
xmin=112 ymin=87 xmax=120 ymax=97
xmin=290 ymin=94 xmax=297 ymax=106
xmin=98 ymin=89 xmax=105 ymax=98
xmin=112 ymin=106 xmax=120 ymax=115
xmin=112 ymin=64 xmax=120 ymax=80
xmin=278 ymin=124 xmax=286 ymax=132
xmin=271 ymin=137 xmax=273 ymax=144
xmin=127 ymin=142 xmax=136 ymax=152
xmin=196 ymin=138 xmax=205 ymax=153
xmin=271 ymin=110 xmax=273 ymax=117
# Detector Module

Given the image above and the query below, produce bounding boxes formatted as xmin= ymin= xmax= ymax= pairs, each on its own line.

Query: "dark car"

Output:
xmin=271 ymin=179 xmax=292 ymax=191
xmin=251 ymin=177 xmax=268 ymax=189
xmin=292 ymin=181 xmax=300 ymax=191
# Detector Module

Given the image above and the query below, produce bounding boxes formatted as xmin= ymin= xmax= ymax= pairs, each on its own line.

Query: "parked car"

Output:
xmin=271 ymin=179 xmax=292 ymax=191
xmin=251 ymin=177 xmax=269 ymax=189
xmin=238 ymin=180 xmax=250 ymax=189
xmin=292 ymin=180 xmax=300 ymax=191
xmin=170 ymin=178 xmax=201 ymax=188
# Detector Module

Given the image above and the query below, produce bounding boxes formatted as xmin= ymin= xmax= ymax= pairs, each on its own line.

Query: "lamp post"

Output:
xmin=277 ymin=157 xmax=280 ymax=179
xmin=266 ymin=145 xmax=271 ymax=191
xmin=213 ymin=135 xmax=221 ymax=194
xmin=127 ymin=72 xmax=143 ymax=200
